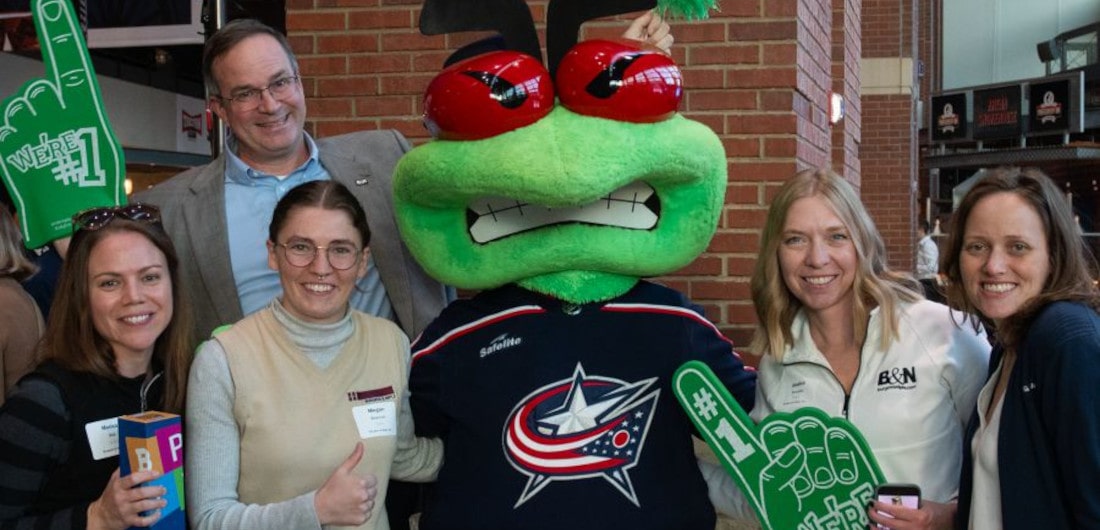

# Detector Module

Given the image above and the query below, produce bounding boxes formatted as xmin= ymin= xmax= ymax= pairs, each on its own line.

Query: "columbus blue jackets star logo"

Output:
xmin=503 ymin=363 xmax=659 ymax=507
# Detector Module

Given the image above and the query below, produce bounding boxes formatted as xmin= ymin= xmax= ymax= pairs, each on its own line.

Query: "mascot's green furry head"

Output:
xmin=394 ymin=0 xmax=726 ymax=304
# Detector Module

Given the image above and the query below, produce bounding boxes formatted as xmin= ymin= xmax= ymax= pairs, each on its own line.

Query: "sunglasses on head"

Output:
xmin=71 ymin=204 xmax=162 ymax=232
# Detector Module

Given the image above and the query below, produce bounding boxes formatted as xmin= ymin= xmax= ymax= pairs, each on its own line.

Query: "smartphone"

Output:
xmin=873 ymin=483 xmax=921 ymax=529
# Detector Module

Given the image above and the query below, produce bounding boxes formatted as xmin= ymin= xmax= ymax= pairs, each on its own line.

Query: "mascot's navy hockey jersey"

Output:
xmin=409 ymin=283 xmax=754 ymax=529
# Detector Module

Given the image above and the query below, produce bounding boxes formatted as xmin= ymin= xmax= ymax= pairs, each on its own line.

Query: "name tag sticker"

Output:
xmin=780 ymin=380 xmax=812 ymax=409
xmin=85 ymin=417 xmax=119 ymax=460
xmin=352 ymin=401 xmax=396 ymax=439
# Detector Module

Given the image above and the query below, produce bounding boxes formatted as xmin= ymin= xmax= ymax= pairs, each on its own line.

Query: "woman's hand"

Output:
xmin=86 ymin=469 xmax=167 ymax=530
xmin=622 ymin=10 xmax=673 ymax=54
xmin=314 ymin=442 xmax=378 ymax=526
xmin=867 ymin=498 xmax=957 ymax=530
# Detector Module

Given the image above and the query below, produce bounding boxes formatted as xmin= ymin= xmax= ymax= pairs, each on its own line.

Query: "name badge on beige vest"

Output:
xmin=352 ymin=401 xmax=396 ymax=438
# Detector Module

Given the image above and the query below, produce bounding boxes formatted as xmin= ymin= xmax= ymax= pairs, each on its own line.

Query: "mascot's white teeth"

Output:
xmin=467 ymin=181 xmax=659 ymax=243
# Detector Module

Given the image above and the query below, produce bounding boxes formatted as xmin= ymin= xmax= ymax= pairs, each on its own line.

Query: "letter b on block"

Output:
xmin=135 ymin=448 xmax=153 ymax=472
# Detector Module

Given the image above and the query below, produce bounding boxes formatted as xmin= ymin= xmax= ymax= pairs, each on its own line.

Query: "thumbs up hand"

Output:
xmin=0 ymin=0 xmax=125 ymax=248
xmin=314 ymin=442 xmax=379 ymax=527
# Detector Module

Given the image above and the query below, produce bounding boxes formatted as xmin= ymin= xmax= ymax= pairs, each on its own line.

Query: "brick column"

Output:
xmin=861 ymin=0 xmax=921 ymax=271
xmin=832 ymin=0 xmax=862 ymax=180
xmin=668 ymin=0 xmax=838 ymax=345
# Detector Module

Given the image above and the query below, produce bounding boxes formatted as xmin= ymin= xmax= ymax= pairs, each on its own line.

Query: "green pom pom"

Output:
xmin=656 ymin=0 xmax=719 ymax=20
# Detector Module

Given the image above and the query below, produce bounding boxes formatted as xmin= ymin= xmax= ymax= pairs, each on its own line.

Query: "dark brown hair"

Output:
xmin=202 ymin=18 xmax=299 ymax=96
xmin=269 ymin=180 xmax=371 ymax=247
xmin=40 ymin=220 xmax=193 ymax=413
xmin=941 ymin=166 xmax=1100 ymax=347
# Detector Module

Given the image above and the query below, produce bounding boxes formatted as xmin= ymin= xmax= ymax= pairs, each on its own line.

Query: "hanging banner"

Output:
xmin=930 ymin=92 xmax=967 ymax=142
xmin=1029 ymin=79 xmax=1069 ymax=134
xmin=972 ymin=85 xmax=1022 ymax=140
xmin=1028 ymin=72 xmax=1085 ymax=135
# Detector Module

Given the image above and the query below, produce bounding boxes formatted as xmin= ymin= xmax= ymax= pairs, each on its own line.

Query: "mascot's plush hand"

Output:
xmin=675 ymin=361 xmax=886 ymax=530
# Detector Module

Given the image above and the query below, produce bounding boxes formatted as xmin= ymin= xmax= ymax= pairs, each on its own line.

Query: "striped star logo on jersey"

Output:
xmin=503 ymin=363 xmax=659 ymax=507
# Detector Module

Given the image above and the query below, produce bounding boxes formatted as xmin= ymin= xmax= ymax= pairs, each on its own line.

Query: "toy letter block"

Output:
xmin=118 ymin=411 xmax=185 ymax=530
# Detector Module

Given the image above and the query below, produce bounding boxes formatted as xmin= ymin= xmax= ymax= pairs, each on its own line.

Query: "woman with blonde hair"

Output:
xmin=738 ymin=168 xmax=989 ymax=529
xmin=0 ymin=203 xmax=43 ymax=404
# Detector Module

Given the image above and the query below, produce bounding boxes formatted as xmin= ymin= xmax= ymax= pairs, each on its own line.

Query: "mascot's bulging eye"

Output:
xmin=422 ymin=51 xmax=554 ymax=140
xmin=556 ymin=39 xmax=682 ymax=123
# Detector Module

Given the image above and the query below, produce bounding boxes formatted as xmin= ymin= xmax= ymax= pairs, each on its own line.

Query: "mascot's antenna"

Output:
xmin=420 ymin=0 xmax=713 ymax=76
xmin=420 ymin=0 xmax=542 ymax=67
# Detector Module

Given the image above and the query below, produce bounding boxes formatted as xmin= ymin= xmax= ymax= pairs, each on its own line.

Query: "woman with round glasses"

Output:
xmin=0 ymin=204 xmax=194 ymax=529
xmin=185 ymin=180 xmax=442 ymax=530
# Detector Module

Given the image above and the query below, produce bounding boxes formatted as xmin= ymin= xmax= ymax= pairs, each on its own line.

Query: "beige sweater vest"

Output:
xmin=218 ymin=307 xmax=440 ymax=530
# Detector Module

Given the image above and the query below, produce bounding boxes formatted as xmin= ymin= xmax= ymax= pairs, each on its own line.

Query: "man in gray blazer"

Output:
xmin=135 ymin=19 xmax=450 ymax=345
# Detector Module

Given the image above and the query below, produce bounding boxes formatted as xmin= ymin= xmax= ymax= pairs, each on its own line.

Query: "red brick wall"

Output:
xmin=284 ymin=0 xmax=857 ymax=348
xmin=832 ymin=0 xmax=862 ymax=181
xmin=861 ymin=0 xmax=919 ymax=272
xmin=917 ymin=0 xmax=939 ymax=222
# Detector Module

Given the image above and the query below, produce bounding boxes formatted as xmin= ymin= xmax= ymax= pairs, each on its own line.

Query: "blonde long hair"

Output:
xmin=749 ymin=168 xmax=922 ymax=359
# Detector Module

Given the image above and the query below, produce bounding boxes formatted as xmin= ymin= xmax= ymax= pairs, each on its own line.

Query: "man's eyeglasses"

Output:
xmin=276 ymin=240 xmax=362 ymax=270
xmin=72 ymin=204 xmax=162 ymax=232
xmin=214 ymin=75 xmax=300 ymax=110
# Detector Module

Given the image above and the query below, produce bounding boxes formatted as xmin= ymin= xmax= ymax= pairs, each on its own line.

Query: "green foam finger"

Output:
xmin=34 ymin=0 xmax=97 ymax=108
xmin=825 ymin=428 xmax=861 ymax=485
xmin=757 ymin=443 xmax=807 ymax=529
xmin=675 ymin=361 xmax=889 ymax=530
xmin=673 ymin=361 xmax=770 ymax=518
xmin=759 ymin=418 xmax=795 ymax=458
xmin=793 ymin=416 xmax=836 ymax=489
xmin=757 ymin=419 xmax=816 ymax=503
xmin=0 ymin=0 xmax=125 ymax=248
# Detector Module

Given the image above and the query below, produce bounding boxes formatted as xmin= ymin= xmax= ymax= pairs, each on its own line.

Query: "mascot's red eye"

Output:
xmin=555 ymin=39 xmax=682 ymax=123
xmin=423 ymin=51 xmax=554 ymax=140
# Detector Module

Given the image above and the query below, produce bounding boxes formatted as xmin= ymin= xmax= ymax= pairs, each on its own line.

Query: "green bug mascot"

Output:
xmin=393 ymin=1 xmax=756 ymax=528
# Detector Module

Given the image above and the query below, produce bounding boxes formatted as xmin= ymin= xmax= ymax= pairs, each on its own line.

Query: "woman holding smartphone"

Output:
xmin=720 ymin=168 xmax=991 ymax=530
xmin=941 ymin=167 xmax=1100 ymax=529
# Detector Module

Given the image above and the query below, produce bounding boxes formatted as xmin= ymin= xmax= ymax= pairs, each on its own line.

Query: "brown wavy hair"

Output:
xmin=40 ymin=219 xmax=194 ymax=413
xmin=941 ymin=166 xmax=1100 ymax=347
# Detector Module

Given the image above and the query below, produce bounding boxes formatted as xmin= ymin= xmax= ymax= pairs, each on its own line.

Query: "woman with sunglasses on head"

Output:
xmin=0 ymin=204 xmax=194 ymax=529
xmin=185 ymin=180 xmax=441 ymax=530
xmin=941 ymin=167 xmax=1100 ymax=529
